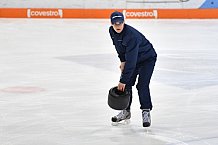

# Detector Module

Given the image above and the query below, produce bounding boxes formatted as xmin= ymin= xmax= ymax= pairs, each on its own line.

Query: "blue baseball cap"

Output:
xmin=110 ymin=11 xmax=124 ymax=25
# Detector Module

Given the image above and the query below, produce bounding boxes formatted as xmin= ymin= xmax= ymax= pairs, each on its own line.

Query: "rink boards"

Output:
xmin=1 ymin=8 xmax=218 ymax=19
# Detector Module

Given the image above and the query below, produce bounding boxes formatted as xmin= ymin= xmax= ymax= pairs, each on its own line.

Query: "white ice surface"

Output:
xmin=0 ymin=19 xmax=218 ymax=145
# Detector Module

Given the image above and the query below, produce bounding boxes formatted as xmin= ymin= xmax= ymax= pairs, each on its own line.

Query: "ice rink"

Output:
xmin=1 ymin=18 xmax=218 ymax=145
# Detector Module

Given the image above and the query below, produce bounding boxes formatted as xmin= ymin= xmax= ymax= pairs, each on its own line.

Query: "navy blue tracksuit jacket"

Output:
xmin=109 ymin=24 xmax=157 ymax=85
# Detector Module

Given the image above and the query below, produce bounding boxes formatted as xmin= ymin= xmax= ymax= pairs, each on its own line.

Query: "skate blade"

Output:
xmin=111 ymin=119 xmax=130 ymax=126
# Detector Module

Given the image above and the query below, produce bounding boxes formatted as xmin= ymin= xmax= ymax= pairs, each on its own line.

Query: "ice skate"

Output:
xmin=142 ymin=109 xmax=151 ymax=127
xmin=111 ymin=110 xmax=131 ymax=122
xmin=111 ymin=110 xmax=131 ymax=126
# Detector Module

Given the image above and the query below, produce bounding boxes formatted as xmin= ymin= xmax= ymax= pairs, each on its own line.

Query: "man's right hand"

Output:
xmin=117 ymin=82 xmax=126 ymax=92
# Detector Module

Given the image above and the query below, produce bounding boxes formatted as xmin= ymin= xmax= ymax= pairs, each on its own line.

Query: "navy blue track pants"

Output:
xmin=126 ymin=57 xmax=156 ymax=110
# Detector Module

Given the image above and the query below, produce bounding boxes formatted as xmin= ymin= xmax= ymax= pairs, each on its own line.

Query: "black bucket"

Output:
xmin=108 ymin=86 xmax=130 ymax=110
